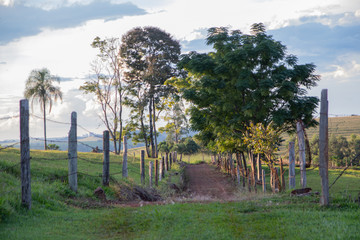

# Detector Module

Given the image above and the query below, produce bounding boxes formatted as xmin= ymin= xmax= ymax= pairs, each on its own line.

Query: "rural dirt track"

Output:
xmin=185 ymin=162 xmax=238 ymax=201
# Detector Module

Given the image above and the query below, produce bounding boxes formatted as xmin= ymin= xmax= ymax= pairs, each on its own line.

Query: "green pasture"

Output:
xmin=1 ymin=148 xmax=360 ymax=239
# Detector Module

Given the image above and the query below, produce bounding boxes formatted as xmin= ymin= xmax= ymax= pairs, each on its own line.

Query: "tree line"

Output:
xmin=289 ymin=134 xmax=360 ymax=167
xmin=25 ymin=23 xmax=322 ymax=172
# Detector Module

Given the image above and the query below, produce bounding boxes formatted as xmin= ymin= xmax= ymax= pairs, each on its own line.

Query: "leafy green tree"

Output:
xmin=47 ymin=144 xmax=60 ymax=150
xmin=80 ymin=37 xmax=125 ymax=154
xmin=177 ymin=23 xmax=319 ymax=163
xmin=329 ymin=135 xmax=351 ymax=167
xmin=159 ymin=100 xmax=189 ymax=144
xmin=183 ymin=137 xmax=200 ymax=155
xmin=120 ymin=26 xmax=181 ymax=158
xmin=310 ymin=134 xmax=320 ymax=164
xmin=24 ymin=68 xmax=62 ymax=150
xmin=349 ymin=134 xmax=360 ymax=165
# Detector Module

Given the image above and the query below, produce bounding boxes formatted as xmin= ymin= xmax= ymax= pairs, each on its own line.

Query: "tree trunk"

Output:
xmin=248 ymin=151 xmax=256 ymax=185
xmin=148 ymin=97 xmax=155 ymax=158
xmin=140 ymin=110 xmax=150 ymax=157
xmin=152 ymin=98 xmax=158 ymax=158
xmin=241 ymin=152 xmax=248 ymax=176
xmin=118 ymin=101 xmax=123 ymax=155
xmin=43 ymin=101 xmax=47 ymax=150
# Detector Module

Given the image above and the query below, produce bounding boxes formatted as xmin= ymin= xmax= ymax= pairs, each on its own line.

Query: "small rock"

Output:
xmin=94 ymin=187 xmax=106 ymax=200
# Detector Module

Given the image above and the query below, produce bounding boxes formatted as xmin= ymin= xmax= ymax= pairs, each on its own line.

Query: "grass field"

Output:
xmin=1 ymin=148 xmax=360 ymax=239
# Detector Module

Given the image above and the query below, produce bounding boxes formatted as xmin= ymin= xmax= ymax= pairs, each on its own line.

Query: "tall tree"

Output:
xmin=24 ymin=68 xmax=62 ymax=150
xmin=177 ymin=23 xmax=319 ymax=164
xmin=120 ymin=26 xmax=181 ymax=158
xmin=80 ymin=37 xmax=125 ymax=154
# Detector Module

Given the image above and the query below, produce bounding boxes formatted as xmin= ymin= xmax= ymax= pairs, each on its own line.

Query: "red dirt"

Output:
xmin=185 ymin=162 xmax=238 ymax=201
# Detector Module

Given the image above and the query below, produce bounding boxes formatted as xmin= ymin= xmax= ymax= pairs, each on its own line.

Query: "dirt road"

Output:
xmin=185 ymin=162 xmax=238 ymax=201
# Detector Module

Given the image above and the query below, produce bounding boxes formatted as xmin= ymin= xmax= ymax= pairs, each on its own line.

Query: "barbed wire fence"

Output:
xmin=0 ymin=100 xmax=175 ymax=209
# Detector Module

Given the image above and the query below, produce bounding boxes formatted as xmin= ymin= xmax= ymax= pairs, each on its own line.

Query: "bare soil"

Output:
xmin=185 ymin=162 xmax=238 ymax=201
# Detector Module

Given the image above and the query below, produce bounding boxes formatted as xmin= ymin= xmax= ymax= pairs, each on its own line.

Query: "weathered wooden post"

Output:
xmin=319 ymin=89 xmax=329 ymax=206
xmin=20 ymin=99 xmax=31 ymax=209
xmin=161 ymin=156 xmax=165 ymax=179
xmin=68 ymin=111 xmax=77 ymax=192
xmin=122 ymin=135 xmax=128 ymax=178
xmin=169 ymin=153 xmax=172 ymax=169
xmin=280 ymin=158 xmax=285 ymax=192
xmin=247 ymin=169 xmax=252 ymax=192
xmin=165 ymin=153 xmax=168 ymax=172
xmin=275 ymin=167 xmax=279 ymax=193
xmin=140 ymin=150 xmax=145 ymax=185
xmin=242 ymin=168 xmax=246 ymax=188
xmin=102 ymin=130 xmax=110 ymax=186
xmin=155 ymin=160 xmax=159 ymax=186
xmin=257 ymin=155 xmax=262 ymax=182
xmin=262 ymin=169 xmax=266 ymax=193
xmin=236 ymin=164 xmax=241 ymax=185
xmin=289 ymin=141 xmax=296 ymax=189
xmin=297 ymin=121 xmax=306 ymax=188
xmin=159 ymin=156 xmax=163 ymax=182
xmin=149 ymin=161 xmax=153 ymax=188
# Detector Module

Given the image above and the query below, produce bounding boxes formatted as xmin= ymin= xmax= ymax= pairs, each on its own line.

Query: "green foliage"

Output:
xmin=157 ymin=141 xmax=172 ymax=154
xmin=244 ymin=122 xmax=281 ymax=164
xmin=178 ymin=23 xmax=319 ymax=153
xmin=120 ymin=26 xmax=181 ymax=157
xmin=47 ymin=144 xmax=60 ymax=150
xmin=24 ymin=68 xmax=62 ymax=113
xmin=182 ymin=137 xmax=200 ymax=155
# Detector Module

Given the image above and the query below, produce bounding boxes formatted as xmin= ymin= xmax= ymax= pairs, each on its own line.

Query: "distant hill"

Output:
xmin=279 ymin=115 xmax=360 ymax=155
xmin=0 ymin=132 xmax=166 ymax=152
xmin=283 ymin=115 xmax=360 ymax=142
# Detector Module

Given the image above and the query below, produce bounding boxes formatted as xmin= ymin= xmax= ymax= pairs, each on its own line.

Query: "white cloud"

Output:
xmin=321 ymin=54 xmax=360 ymax=82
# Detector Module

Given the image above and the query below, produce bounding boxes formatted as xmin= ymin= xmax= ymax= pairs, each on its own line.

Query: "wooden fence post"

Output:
xmin=20 ymin=99 xmax=31 ymax=209
xmin=236 ymin=164 xmax=241 ymax=185
xmin=297 ymin=121 xmax=306 ymax=188
xmin=122 ymin=135 xmax=128 ymax=178
xmin=242 ymin=168 xmax=246 ymax=188
xmin=161 ymin=156 xmax=165 ymax=179
xmin=169 ymin=153 xmax=172 ymax=169
xmin=289 ymin=141 xmax=296 ymax=189
xmin=159 ymin=156 xmax=163 ymax=182
xmin=280 ymin=157 xmax=285 ymax=192
xmin=275 ymin=167 xmax=279 ymax=193
xmin=165 ymin=153 xmax=168 ymax=172
xmin=262 ymin=169 xmax=266 ymax=193
xmin=257 ymin=155 xmax=262 ymax=182
xmin=102 ymin=130 xmax=110 ymax=186
xmin=319 ymin=89 xmax=330 ymax=206
xmin=149 ymin=161 xmax=153 ymax=188
xmin=68 ymin=111 xmax=77 ymax=192
xmin=247 ymin=169 xmax=252 ymax=192
xmin=140 ymin=150 xmax=145 ymax=185
xmin=155 ymin=160 xmax=159 ymax=186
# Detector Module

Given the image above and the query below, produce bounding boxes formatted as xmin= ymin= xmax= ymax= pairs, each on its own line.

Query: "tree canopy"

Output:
xmin=120 ymin=26 xmax=181 ymax=158
xmin=177 ymin=23 xmax=320 ymax=154
xmin=24 ymin=68 xmax=62 ymax=150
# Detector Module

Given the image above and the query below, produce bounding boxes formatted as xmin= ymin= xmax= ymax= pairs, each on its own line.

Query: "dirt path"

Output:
xmin=185 ymin=163 xmax=238 ymax=201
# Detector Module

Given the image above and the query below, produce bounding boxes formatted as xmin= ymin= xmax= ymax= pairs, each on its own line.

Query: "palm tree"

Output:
xmin=24 ymin=68 xmax=62 ymax=150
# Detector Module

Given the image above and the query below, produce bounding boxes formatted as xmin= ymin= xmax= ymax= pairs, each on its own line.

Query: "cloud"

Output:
xmin=269 ymin=22 xmax=360 ymax=66
xmin=0 ymin=61 xmax=6 ymax=64
xmin=0 ymin=1 xmax=147 ymax=44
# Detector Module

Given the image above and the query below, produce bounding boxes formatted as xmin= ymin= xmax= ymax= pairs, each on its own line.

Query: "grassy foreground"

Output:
xmin=1 ymin=148 xmax=360 ymax=239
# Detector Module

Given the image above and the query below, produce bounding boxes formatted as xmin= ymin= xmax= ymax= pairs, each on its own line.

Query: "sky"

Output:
xmin=0 ymin=0 xmax=360 ymax=141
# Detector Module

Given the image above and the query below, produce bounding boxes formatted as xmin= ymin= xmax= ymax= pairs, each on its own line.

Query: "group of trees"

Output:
xmin=173 ymin=23 xmax=319 ymax=174
xmin=25 ymin=23 xmax=324 ymax=168
xmin=310 ymin=134 xmax=360 ymax=167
